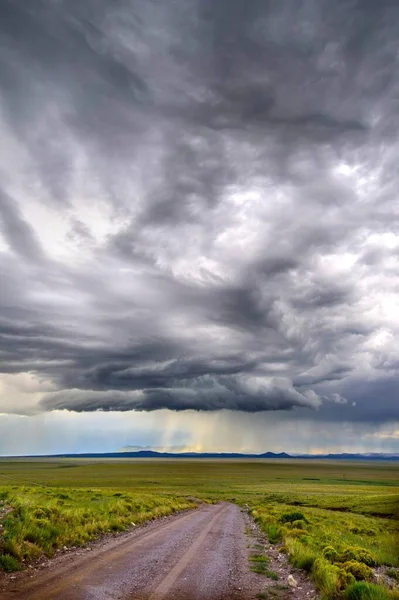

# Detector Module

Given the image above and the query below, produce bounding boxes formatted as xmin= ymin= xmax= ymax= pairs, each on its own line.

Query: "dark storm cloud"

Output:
xmin=40 ymin=376 xmax=320 ymax=413
xmin=1 ymin=0 xmax=399 ymax=422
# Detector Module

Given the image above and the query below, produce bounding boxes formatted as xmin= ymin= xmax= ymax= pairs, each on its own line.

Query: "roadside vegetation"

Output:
xmin=0 ymin=488 xmax=194 ymax=570
xmin=0 ymin=458 xmax=398 ymax=600
xmin=250 ymin=495 xmax=398 ymax=600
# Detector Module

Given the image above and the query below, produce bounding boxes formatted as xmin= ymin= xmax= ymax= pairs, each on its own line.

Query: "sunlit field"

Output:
xmin=1 ymin=459 xmax=398 ymax=599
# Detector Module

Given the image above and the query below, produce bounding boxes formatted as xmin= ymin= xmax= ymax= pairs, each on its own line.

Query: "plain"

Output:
xmin=0 ymin=459 xmax=398 ymax=600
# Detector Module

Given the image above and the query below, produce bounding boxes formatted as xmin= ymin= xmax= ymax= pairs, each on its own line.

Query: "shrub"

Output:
xmin=280 ymin=511 xmax=307 ymax=524
xmin=323 ymin=545 xmax=340 ymax=562
xmin=0 ymin=554 xmax=21 ymax=572
xmin=345 ymin=582 xmax=392 ymax=600
xmin=339 ymin=569 xmax=357 ymax=590
xmin=293 ymin=519 xmax=307 ymax=529
xmin=341 ymin=547 xmax=377 ymax=567
xmin=342 ymin=561 xmax=374 ymax=582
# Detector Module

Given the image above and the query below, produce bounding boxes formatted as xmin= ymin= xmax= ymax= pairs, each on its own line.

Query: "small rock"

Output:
xmin=288 ymin=574 xmax=298 ymax=588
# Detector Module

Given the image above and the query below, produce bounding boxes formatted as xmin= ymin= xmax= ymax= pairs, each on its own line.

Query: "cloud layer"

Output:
xmin=1 ymin=0 xmax=399 ymax=425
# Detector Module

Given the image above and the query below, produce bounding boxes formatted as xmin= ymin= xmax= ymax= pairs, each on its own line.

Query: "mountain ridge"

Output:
xmin=2 ymin=451 xmax=398 ymax=460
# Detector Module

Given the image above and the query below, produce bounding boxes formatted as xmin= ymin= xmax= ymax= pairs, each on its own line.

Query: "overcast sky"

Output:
xmin=0 ymin=0 xmax=398 ymax=455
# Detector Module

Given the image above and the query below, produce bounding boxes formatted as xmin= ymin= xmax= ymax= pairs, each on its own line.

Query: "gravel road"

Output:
xmin=1 ymin=503 xmax=268 ymax=600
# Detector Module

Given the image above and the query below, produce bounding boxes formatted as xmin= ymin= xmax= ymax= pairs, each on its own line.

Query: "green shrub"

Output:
xmin=0 ymin=554 xmax=21 ymax=572
xmin=338 ymin=569 xmax=357 ymax=590
xmin=342 ymin=561 xmax=374 ymax=581
xmin=280 ymin=511 xmax=307 ymax=524
xmin=341 ymin=547 xmax=377 ymax=567
xmin=345 ymin=582 xmax=392 ymax=600
xmin=323 ymin=545 xmax=340 ymax=562
xmin=293 ymin=519 xmax=307 ymax=529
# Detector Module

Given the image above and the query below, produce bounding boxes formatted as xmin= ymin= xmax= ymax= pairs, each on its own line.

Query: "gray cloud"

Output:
xmin=0 ymin=0 xmax=399 ymax=425
xmin=0 ymin=191 xmax=45 ymax=262
xmin=40 ymin=376 xmax=321 ymax=413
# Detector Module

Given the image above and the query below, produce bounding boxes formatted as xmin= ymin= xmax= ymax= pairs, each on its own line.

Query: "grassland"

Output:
xmin=0 ymin=459 xmax=398 ymax=599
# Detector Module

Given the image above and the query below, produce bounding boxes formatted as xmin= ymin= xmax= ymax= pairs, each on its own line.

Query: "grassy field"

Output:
xmin=0 ymin=459 xmax=398 ymax=599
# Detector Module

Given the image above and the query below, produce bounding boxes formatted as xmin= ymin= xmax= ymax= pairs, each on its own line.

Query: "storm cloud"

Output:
xmin=1 ymin=0 xmax=399 ymax=429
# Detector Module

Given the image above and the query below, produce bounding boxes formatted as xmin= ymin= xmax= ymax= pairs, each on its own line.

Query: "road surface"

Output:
xmin=1 ymin=503 xmax=266 ymax=600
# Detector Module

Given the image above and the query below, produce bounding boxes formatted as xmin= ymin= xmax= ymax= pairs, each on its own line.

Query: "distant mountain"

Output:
xmin=11 ymin=450 xmax=399 ymax=460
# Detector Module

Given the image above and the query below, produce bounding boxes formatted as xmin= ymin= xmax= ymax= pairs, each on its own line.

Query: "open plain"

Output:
xmin=0 ymin=459 xmax=398 ymax=600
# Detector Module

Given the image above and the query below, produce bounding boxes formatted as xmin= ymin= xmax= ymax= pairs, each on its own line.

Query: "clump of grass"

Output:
xmin=285 ymin=538 xmax=316 ymax=572
xmin=0 ymin=554 xmax=21 ymax=572
xmin=342 ymin=561 xmax=374 ymax=581
xmin=345 ymin=582 xmax=395 ymax=600
xmin=250 ymin=554 xmax=269 ymax=562
xmin=312 ymin=557 xmax=348 ymax=598
xmin=264 ymin=569 xmax=279 ymax=580
xmin=292 ymin=519 xmax=307 ymax=529
xmin=267 ymin=524 xmax=283 ymax=544
xmin=341 ymin=547 xmax=377 ymax=567
xmin=323 ymin=545 xmax=340 ymax=562
xmin=249 ymin=553 xmax=278 ymax=579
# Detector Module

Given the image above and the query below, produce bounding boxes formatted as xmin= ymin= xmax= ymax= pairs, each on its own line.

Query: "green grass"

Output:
xmin=249 ymin=553 xmax=279 ymax=578
xmin=0 ymin=553 xmax=21 ymax=572
xmin=346 ymin=582 xmax=398 ymax=600
xmin=247 ymin=468 xmax=398 ymax=600
xmin=0 ymin=458 xmax=398 ymax=598
xmin=0 ymin=487 xmax=195 ymax=568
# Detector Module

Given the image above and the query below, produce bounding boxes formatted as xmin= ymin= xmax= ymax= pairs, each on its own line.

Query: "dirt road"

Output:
xmin=1 ymin=503 xmax=268 ymax=600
